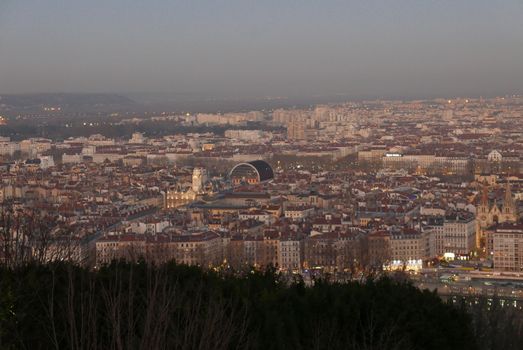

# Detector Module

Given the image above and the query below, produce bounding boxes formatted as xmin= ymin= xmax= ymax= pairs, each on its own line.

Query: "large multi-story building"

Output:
xmin=303 ymin=230 xmax=364 ymax=272
xmin=390 ymin=228 xmax=430 ymax=265
xmin=427 ymin=214 xmax=476 ymax=256
xmin=286 ymin=121 xmax=306 ymax=140
xmin=96 ymin=231 xmax=223 ymax=267
xmin=491 ymin=223 xmax=523 ymax=271
xmin=367 ymin=230 xmax=392 ymax=267
xmin=278 ymin=233 xmax=303 ymax=272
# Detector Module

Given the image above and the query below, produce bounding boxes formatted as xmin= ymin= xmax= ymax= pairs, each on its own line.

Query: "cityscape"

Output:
xmin=1 ymin=1 xmax=523 ymax=349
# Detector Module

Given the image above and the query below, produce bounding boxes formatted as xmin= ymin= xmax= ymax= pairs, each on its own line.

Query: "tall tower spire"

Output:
xmin=505 ymin=180 xmax=513 ymax=203
xmin=502 ymin=179 xmax=516 ymax=217
xmin=479 ymin=182 xmax=489 ymax=214
xmin=476 ymin=182 xmax=491 ymax=249
xmin=481 ymin=182 xmax=488 ymax=206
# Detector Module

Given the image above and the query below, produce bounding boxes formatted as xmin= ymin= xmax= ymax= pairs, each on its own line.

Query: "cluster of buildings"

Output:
xmin=1 ymin=96 xmax=523 ymax=274
xmin=92 ymin=166 xmax=520 ymax=273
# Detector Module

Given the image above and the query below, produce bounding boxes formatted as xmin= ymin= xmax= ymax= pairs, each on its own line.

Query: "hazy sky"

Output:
xmin=1 ymin=0 xmax=523 ymax=99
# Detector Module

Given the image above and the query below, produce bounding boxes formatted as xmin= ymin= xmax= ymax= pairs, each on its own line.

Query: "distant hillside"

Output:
xmin=0 ymin=93 xmax=135 ymax=111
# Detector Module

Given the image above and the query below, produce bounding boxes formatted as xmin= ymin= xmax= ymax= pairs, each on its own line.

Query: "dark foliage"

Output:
xmin=463 ymin=296 xmax=523 ymax=350
xmin=0 ymin=262 xmax=477 ymax=350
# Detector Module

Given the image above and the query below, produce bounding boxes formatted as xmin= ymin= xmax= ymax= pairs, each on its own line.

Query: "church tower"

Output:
xmin=489 ymin=199 xmax=501 ymax=223
xmin=478 ymin=183 xmax=489 ymax=217
xmin=476 ymin=183 xmax=490 ymax=247
xmin=501 ymin=180 xmax=517 ymax=222
xmin=192 ymin=167 xmax=208 ymax=193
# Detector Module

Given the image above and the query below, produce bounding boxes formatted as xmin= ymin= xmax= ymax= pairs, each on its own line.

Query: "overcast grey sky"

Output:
xmin=1 ymin=1 xmax=523 ymax=99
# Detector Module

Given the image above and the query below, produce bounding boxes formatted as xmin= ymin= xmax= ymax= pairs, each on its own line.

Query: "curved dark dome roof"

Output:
xmin=248 ymin=160 xmax=274 ymax=181
xmin=229 ymin=160 xmax=274 ymax=182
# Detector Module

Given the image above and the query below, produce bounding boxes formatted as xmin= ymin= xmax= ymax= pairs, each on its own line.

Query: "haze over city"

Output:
xmin=1 ymin=1 xmax=523 ymax=100
xmin=2 ymin=2 xmax=523 ymax=350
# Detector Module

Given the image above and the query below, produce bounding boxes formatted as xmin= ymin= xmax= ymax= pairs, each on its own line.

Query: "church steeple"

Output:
xmin=479 ymin=182 xmax=489 ymax=214
xmin=503 ymin=180 xmax=516 ymax=216
xmin=481 ymin=183 xmax=488 ymax=204
xmin=491 ymin=198 xmax=500 ymax=212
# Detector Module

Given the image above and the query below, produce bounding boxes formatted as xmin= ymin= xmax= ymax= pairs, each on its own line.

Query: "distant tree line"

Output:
xmin=0 ymin=120 xmax=283 ymax=141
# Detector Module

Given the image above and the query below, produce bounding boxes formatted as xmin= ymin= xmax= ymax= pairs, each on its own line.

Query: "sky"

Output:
xmin=1 ymin=0 xmax=523 ymax=99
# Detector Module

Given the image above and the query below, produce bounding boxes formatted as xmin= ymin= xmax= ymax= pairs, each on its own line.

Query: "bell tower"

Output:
xmin=502 ymin=180 xmax=517 ymax=222
xmin=476 ymin=182 xmax=490 ymax=247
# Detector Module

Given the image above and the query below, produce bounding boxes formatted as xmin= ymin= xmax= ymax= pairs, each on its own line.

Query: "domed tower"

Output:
xmin=192 ymin=167 xmax=208 ymax=193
